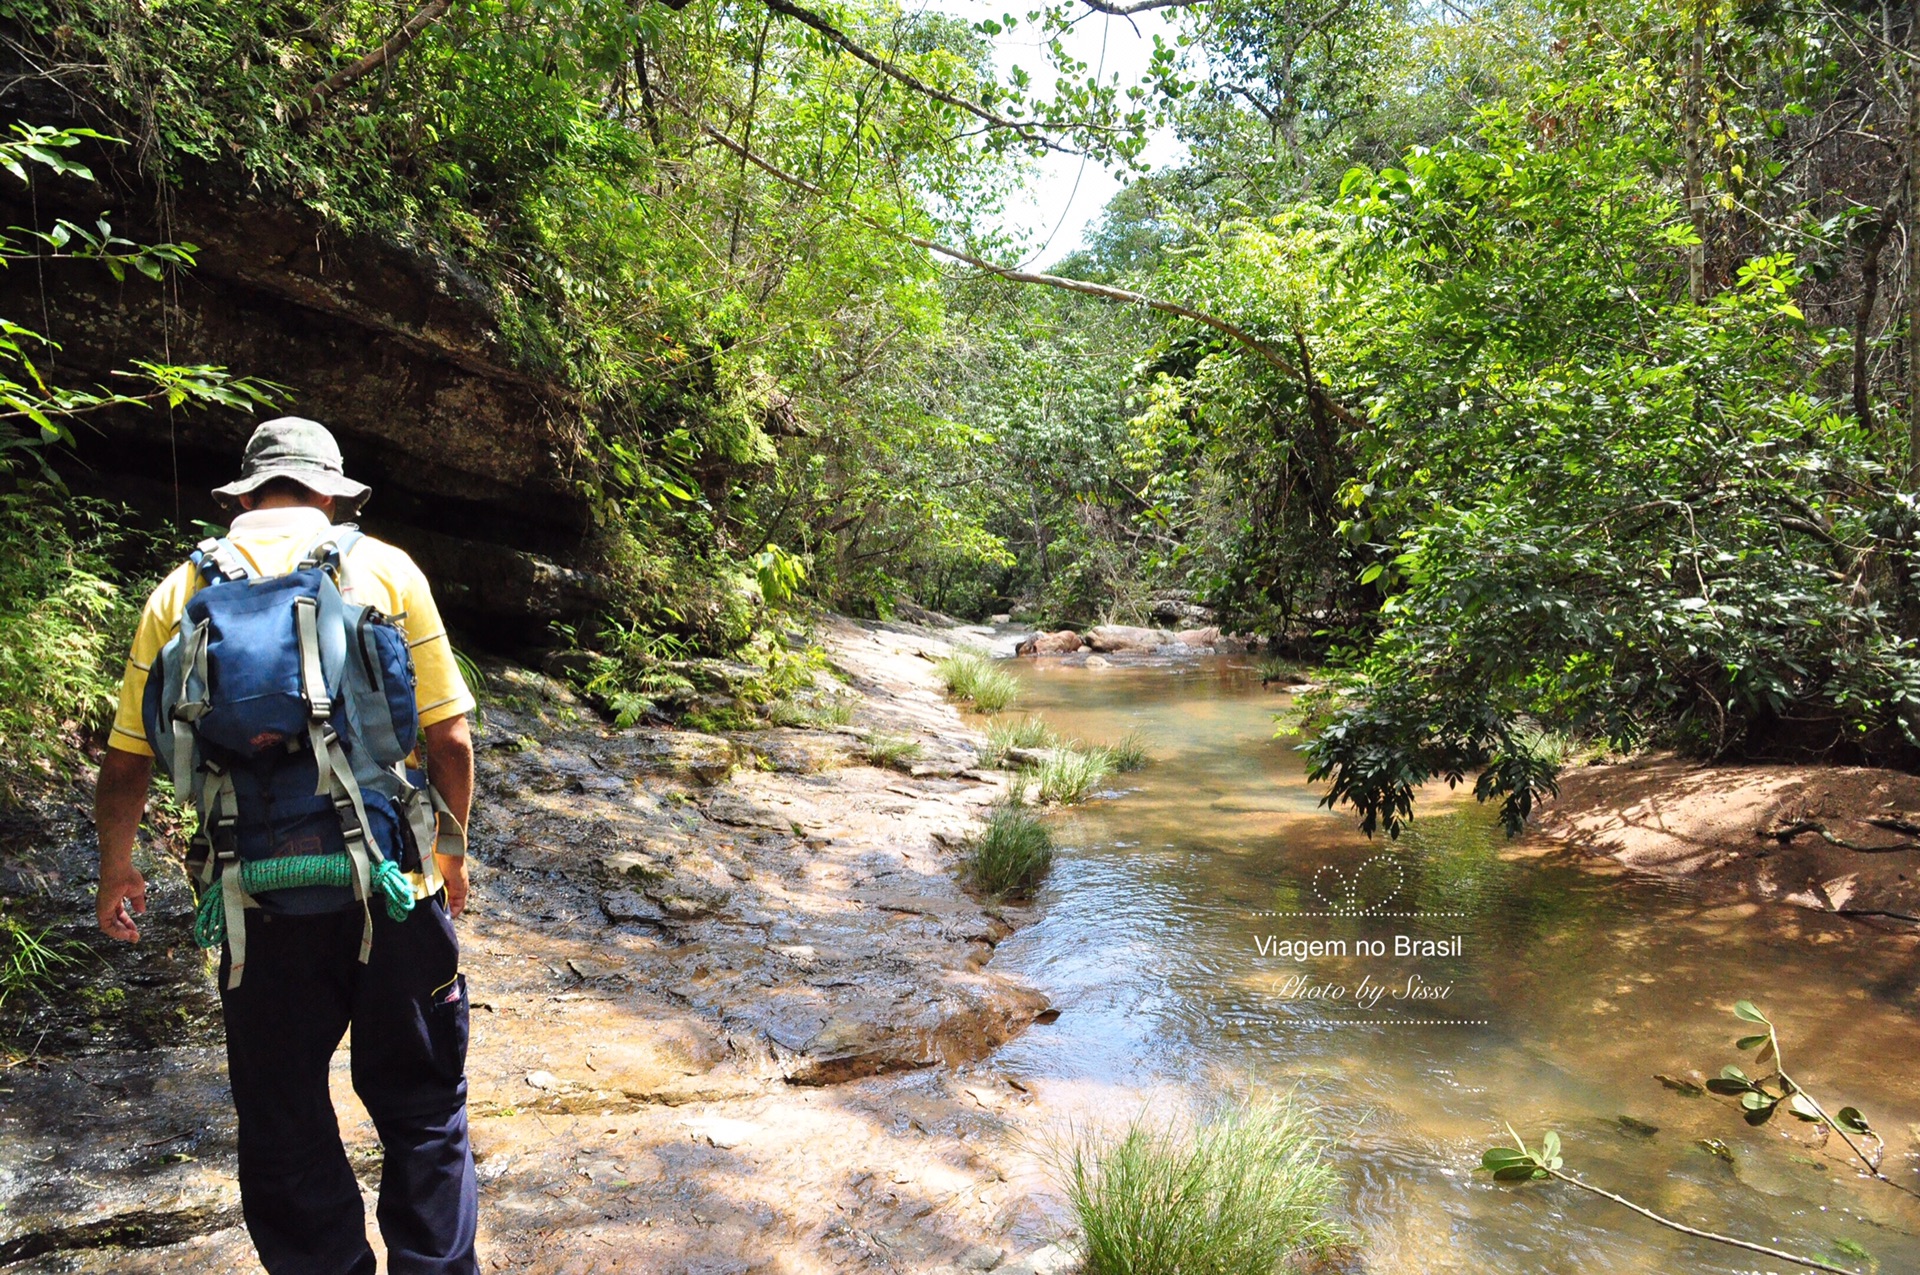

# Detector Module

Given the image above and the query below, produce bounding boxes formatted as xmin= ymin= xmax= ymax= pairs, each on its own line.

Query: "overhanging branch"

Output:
xmin=1074 ymin=0 xmax=1210 ymax=13
xmin=690 ymin=113 xmax=1365 ymax=428
xmin=759 ymin=0 xmax=1087 ymax=155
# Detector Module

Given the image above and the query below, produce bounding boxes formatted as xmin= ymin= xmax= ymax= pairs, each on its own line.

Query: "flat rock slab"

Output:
xmin=6 ymin=618 xmax=1068 ymax=1273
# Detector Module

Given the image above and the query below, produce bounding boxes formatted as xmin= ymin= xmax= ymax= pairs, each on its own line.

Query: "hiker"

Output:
xmin=92 ymin=416 xmax=480 ymax=1275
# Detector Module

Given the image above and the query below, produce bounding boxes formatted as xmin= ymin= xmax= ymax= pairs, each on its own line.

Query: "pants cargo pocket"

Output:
xmin=427 ymin=973 xmax=470 ymax=1084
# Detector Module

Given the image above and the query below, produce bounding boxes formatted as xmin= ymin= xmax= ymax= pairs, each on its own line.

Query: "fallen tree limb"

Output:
xmin=1760 ymin=818 xmax=1919 ymax=854
xmin=690 ymin=112 xmax=1366 ymax=428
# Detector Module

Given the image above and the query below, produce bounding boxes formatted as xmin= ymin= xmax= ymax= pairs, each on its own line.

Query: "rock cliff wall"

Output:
xmin=0 ymin=113 xmax=605 ymax=648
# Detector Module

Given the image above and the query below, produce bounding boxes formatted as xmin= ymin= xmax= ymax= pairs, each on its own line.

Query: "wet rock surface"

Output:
xmin=1 ymin=619 xmax=1074 ymax=1273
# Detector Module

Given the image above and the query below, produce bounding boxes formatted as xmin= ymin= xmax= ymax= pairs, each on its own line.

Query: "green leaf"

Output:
xmin=1732 ymin=1000 xmax=1768 ymax=1024
xmin=1706 ymin=1078 xmax=1752 ymax=1096
xmin=1836 ymin=1106 xmax=1871 ymax=1134
xmin=1735 ymin=1034 xmax=1768 ymax=1052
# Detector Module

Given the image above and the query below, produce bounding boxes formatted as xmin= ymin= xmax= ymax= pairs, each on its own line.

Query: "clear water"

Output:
xmin=991 ymin=655 xmax=1920 ymax=1273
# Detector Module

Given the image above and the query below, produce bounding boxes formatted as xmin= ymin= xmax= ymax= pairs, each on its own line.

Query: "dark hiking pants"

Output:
xmin=220 ymin=897 xmax=478 ymax=1275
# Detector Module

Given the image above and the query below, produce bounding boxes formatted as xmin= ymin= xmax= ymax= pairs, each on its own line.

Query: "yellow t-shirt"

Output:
xmin=110 ymin=507 xmax=474 ymax=757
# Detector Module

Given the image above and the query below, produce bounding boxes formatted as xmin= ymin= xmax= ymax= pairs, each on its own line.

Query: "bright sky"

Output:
xmin=922 ymin=2 xmax=1187 ymax=267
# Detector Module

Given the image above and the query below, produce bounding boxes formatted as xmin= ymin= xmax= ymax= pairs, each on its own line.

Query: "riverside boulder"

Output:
xmin=1086 ymin=625 xmax=1169 ymax=652
xmin=1015 ymin=630 xmax=1085 ymax=655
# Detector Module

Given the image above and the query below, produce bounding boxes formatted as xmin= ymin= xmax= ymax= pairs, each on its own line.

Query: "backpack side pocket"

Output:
xmin=345 ymin=608 xmax=420 ymax=767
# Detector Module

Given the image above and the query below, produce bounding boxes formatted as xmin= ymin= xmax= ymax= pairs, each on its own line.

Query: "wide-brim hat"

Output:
xmin=212 ymin=416 xmax=371 ymax=514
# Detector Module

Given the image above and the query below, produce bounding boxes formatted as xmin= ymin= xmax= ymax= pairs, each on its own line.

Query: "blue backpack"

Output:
xmin=143 ymin=527 xmax=451 ymax=987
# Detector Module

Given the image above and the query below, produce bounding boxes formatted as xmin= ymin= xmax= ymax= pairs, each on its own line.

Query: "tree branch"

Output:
xmin=303 ymin=0 xmax=453 ymax=116
xmin=686 ymin=113 xmax=1366 ymax=428
xmin=759 ymin=0 xmax=1085 ymax=155
xmin=1074 ymin=0 xmax=1210 ymax=13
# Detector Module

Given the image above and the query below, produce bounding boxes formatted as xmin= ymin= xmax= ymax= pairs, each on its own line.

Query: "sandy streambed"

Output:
xmin=2 ymin=618 xmax=1081 ymax=1275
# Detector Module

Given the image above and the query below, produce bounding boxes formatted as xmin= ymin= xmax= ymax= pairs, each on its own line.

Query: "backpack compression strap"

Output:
xmin=293 ymin=579 xmax=416 ymax=965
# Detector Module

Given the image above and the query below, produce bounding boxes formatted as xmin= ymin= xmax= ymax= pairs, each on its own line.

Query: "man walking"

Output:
xmin=93 ymin=416 xmax=481 ymax=1275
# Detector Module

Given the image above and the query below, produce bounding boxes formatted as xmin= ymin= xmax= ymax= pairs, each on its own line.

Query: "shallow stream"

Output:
xmin=992 ymin=655 xmax=1920 ymax=1273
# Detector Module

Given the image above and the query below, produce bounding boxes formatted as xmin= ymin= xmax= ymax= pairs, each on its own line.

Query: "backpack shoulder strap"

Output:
xmin=189 ymin=537 xmax=253 ymax=584
xmin=296 ymin=523 xmax=362 ymax=575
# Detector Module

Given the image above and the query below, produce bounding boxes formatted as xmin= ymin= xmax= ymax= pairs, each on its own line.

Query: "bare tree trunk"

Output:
xmin=1856 ymin=212 xmax=1893 ymax=432
xmin=1683 ymin=0 xmax=1710 ymax=304
xmin=1909 ymin=0 xmax=1920 ymax=480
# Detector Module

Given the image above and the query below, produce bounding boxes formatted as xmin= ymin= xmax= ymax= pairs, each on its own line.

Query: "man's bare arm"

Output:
xmin=424 ymin=714 xmax=474 ymax=918
xmin=95 ymin=746 xmax=154 ymax=941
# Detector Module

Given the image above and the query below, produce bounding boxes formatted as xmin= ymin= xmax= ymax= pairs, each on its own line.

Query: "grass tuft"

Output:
xmin=1 ymin=915 xmax=87 ymax=1013
xmin=769 ymin=695 xmax=855 ymax=729
xmin=965 ymin=804 xmax=1054 ymax=899
xmin=935 ymin=647 xmax=1021 ymax=713
xmin=1033 ymin=745 xmax=1115 ymax=804
xmin=1103 ymin=730 xmax=1149 ymax=772
xmin=1062 ymin=1097 xmax=1347 ymax=1275
xmin=1257 ymin=655 xmax=1311 ymax=687
xmin=863 ymin=733 xmax=923 ymax=770
xmin=981 ymin=715 xmax=1059 ymax=767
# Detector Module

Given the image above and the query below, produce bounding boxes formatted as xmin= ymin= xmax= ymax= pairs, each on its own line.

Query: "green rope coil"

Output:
xmin=194 ymin=853 xmax=417 ymax=949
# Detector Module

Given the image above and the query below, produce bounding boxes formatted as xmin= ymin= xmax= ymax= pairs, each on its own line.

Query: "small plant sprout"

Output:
xmin=862 ymin=733 xmax=923 ymax=770
xmin=1479 ymin=1124 xmax=1863 ymax=1274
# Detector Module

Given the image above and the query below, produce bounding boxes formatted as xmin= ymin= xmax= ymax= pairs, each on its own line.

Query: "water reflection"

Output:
xmin=992 ymin=655 xmax=1920 ymax=1273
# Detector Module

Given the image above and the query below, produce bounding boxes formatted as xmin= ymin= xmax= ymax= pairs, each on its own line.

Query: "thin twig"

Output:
xmin=1545 ymin=1168 xmax=1860 ymax=1274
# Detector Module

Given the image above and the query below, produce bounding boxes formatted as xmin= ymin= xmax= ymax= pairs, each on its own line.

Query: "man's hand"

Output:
xmin=95 ymin=745 xmax=155 ymax=943
xmin=98 ymin=862 xmax=148 ymax=942
xmin=436 ymin=852 xmax=469 ymax=918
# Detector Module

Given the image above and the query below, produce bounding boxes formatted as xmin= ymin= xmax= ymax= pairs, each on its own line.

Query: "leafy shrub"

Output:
xmin=0 ymin=490 xmax=142 ymax=804
xmin=1061 ymin=1098 xmax=1346 ymax=1275
xmin=863 ymin=733 xmax=923 ymax=770
xmin=1034 ymin=745 xmax=1115 ymax=804
xmin=935 ymin=647 xmax=1021 ymax=713
xmin=965 ymin=804 xmax=1054 ymax=899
